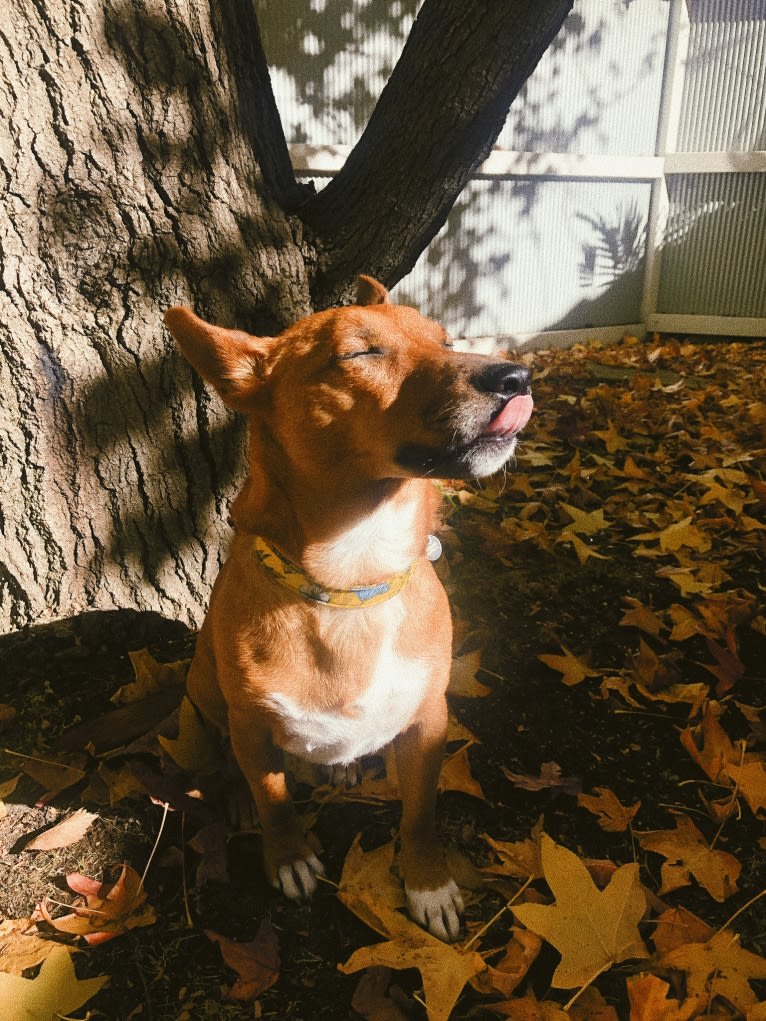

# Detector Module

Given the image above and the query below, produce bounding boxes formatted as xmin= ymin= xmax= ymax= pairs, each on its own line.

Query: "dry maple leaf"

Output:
xmin=351 ymin=967 xmax=410 ymax=1021
xmin=0 ymin=919 xmax=58 ymax=976
xmin=470 ymin=926 xmax=541 ymax=998
xmin=619 ymin=597 xmax=665 ymax=637
xmin=37 ymin=864 xmax=156 ymax=944
xmin=489 ymin=990 xmax=569 ymax=1019
xmin=157 ymin=695 xmax=220 ymax=773
xmin=502 ymin=761 xmax=581 ymax=796
xmin=636 ymin=813 xmax=740 ymax=902
xmin=482 ymin=819 xmax=545 ymax=880
xmin=22 ymin=809 xmax=99 ymax=852
xmin=651 ymin=905 xmax=715 ymax=956
xmin=0 ymin=944 xmax=108 ymax=1021
xmin=512 ymin=834 xmax=648 ymax=990
xmin=18 ymin=756 xmax=85 ymax=806
xmin=110 ymin=647 xmax=188 ymax=705
xmin=337 ymin=837 xmax=484 ymax=1021
xmin=205 ymin=919 xmax=280 ymax=1001
xmin=448 ymin=650 xmax=491 ymax=697
xmin=577 ymin=787 xmax=640 ymax=832
xmin=537 ymin=645 xmax=600 ymax=687
xmin=626 ymin=973 xmax=696 ymax=1021
xmin=661 ymin=930 xmax=766 ymax=1014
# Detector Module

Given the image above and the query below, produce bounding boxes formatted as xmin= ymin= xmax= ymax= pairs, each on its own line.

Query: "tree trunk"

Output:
xmin=1 ymin=0 xmax=313 ymax=631
xmin=0 ymin=0 xmax=571 ymax=632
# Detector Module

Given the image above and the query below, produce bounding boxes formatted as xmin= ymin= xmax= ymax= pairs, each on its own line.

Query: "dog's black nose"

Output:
xmin=471 ymin=362 xmax=531 ymax=398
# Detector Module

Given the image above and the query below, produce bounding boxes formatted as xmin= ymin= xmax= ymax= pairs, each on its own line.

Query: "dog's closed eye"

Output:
xmin=336 ymin=346 xmax=386 ymax=361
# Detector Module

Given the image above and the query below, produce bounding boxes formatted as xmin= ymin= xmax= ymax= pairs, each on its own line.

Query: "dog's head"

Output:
xmin=165 ymin=276 xmax=532 ymax=480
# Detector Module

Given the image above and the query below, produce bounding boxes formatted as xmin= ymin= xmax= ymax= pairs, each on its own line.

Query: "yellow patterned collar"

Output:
xmin=251 ymin=535 xmax=427 ymax=608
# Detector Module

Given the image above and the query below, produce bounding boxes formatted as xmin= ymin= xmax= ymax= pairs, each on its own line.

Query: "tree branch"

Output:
xmin=299 ymin=0 xmax=573 ymax=308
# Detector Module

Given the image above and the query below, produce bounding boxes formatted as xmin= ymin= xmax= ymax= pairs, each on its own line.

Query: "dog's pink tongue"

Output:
xmin=484 ymin=394 xmax=534 ymax=436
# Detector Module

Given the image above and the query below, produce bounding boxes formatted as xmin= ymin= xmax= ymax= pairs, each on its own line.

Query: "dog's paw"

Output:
xmin=405 ymin=879 xmax=464 ymax=943
xmin=271 ymin=853 xmax=325 ymax=901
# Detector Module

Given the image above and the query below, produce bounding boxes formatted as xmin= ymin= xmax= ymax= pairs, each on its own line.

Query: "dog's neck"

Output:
xmin=231 ymin=431 xmax=439 ymax=589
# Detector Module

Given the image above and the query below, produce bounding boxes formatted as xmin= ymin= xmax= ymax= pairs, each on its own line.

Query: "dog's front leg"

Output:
xmin=394 ymin=691 xmax=464 ymax=942
xmin=228 ymin=707 xmax=324 ymax=900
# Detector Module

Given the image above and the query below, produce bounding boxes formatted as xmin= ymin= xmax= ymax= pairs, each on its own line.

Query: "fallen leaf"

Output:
xmin=0 ymin=944 xmax=108 ymax=1021
xmin=470 ymin=926 xmax=541 ymax=997
xmin=110 ymin=647 xmax=188 ymax=705
xmin=0 ymin=774 xmax=21 ymax=799
xmin=351 ymin=967 xmax=411 ymax=1021
xmin=448 ymin=651 xmax=491 ymax=698
xmin=502 ymin=761 xmax=581 ymax=796
xmin=489 ymin=990 xmax=569 ymax=1018
xmin=483 ymin=819 xmax=544 ymax=880
xmin=662 ymin=930 xmax=766 ymax=1014
xmin=626 ymin=973 xmax=696 ymax=1021
xmin=438 ymin=746 xmax=485 ymax=799
xmin=577 ymin=787 xmax=640 ymax=832
xmin=0 ymin=919 xmax=58 ymax=975
xmin=651 ymin=906 xmax=714 ymax=955
xmin=636 ymin=813 xmax=740 ymax=902
xmin=37 ymin=864 xmax=156 ymax=944
xmin=206 ymin=918 xmax=280 ymax=1001
xmin=559 ymin=502 xmax=611 ymax=536
xmin=157 ymin=695 xmax=220 ymax=773
xmin=337 ymin=838 xmax=484 ymax=1021
xmin=23 ymin=809 xmax=99 ymax=851
xmin=619 ymin=597 xmax=665 ymax=637
xmin=537 ymin=645 xmax=600 ymax=687
xmin=512 ymin=834 xmax=648 ymax=989
xmin=632 ymin=516 xmax=712 ymax=554
xmin=18 ymin=756 xmax=85 ymax=805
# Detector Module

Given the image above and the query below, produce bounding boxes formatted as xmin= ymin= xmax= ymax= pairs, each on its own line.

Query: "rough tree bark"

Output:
xmin=0 ymin=0 xmax=571 ymax=632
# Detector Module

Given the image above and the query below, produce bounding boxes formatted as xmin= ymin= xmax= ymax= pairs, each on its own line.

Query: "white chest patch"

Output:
xmin=265 ymin=636 xmax=431 ymax=766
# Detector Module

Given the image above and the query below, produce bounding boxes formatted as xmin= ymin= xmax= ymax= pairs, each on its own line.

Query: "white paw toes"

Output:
xmin=406 ymin=879 xmax=464 ymax=942
xmin=273 ymin=853 xmax=325 ymax=901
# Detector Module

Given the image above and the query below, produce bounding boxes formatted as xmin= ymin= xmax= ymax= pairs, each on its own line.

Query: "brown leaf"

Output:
xmin=651 ymin=906 xmax=714 ymax=956
xmin=512 ymin=835 xmax=648 ymax=989
xmin=37 ymin=864 xmax=156 ymax=944
xmin=636 ymin=813 xmax=740 ymax=902
xmin=23 ymin=809 xmax=99 ymax=851
xmin=619 ymin=597 xmax=664 ymax=637
xmin=502 ymin=761 xmax=581 ymax=796
xmin=470 ymin=926 xmax=541 ymax=997
xmin=438 ymin=746 xmax=484 ymax=800
xmin=205 ymin=919 xmax=280 ymax=1001
xmin=577 ymin=787 xmax=640 ymax=832
xmin=110 ymin=647 xmax=188 ymax=705
xmin=482 ymin=819 xmax=544 ymax=880
xmin=351 ymin=967 xmax=411 ymax=1021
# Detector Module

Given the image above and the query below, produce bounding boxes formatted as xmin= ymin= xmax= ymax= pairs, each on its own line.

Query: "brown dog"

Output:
xmin=164 ymin=276 xmax=532 ymax=942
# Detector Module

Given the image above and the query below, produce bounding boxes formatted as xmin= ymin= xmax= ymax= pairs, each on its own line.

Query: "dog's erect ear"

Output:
xmin=356 ymin=275 xmax=390 ymax=306
xmin=164 ymin=307 xmax=269 ymax=412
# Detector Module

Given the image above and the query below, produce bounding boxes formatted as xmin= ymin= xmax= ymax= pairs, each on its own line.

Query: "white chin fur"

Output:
xmin=465 ymin=436 xmax=518 ymax=478
xmin=405 ymin=880 xmax=464 ymax=943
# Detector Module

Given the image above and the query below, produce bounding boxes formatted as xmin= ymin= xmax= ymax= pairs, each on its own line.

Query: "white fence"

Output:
xmin=259 ymin=0 xmax=766 ymax=345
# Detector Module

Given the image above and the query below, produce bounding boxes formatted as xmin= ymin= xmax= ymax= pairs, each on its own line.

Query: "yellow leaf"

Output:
xmin=448 ymin=651 xmax=491 ymax=697
xmin=559 ymin=503 xmax=611 ymax=536
xmin=555 ymin=531 xmax=609 ymax=566
xmin=661 ymin=930 xmax=766 ymax=1014
xmin=438 ymin=746 xmax=484 ymax=800
xmin=636 ymin=813 xmax=740 ymax=902
xmin=157 ymin=695 xmax=220 ymax=773
xmin=512 ymin=835 xmax=648 ymax=989
xmin=619 ymin=598 xmax=664 ymax=637
xmin=0 ymin=945 xmax=108 ymax=1021
xmin=632 ymin=516 xmax=711 ymax=554
xmin=337 ymin=838 xmax=484 ymax=1021
xmin=538 ymin=645 xmax=599 ymax=687
xmin=592 ymin=420 xmax=629 ymax=453
xmin=0 ymin=919 xmax=58 ymax=976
